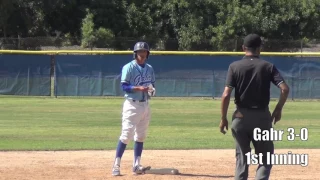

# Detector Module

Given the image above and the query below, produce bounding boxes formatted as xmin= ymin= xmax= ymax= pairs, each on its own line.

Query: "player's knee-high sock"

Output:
xmin=133 ymin=141 xmax=143 ymax=166
xmin=114 ymin=140 xmax=127 ymax=166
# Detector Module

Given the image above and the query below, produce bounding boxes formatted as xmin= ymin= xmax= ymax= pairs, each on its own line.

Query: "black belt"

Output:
xmin=132 ymin=100 xmax=146 ymax=102
xmin=237 ymin=105 xmax=266 ymax=110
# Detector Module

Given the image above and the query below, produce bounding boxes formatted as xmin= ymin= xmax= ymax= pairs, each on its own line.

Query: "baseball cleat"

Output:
xmin=133 ymin=165 xmax=151 ymax=175
xmin=112 ymin=165 xmax=121 ymax=176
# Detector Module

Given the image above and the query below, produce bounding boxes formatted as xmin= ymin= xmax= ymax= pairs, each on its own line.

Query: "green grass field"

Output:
xmin=0 ymin=97 xmax=319 ymax=151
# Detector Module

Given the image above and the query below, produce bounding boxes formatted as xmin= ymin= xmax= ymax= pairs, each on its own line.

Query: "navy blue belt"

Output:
xmin=132 ymin=100 xmax=146 ymax=102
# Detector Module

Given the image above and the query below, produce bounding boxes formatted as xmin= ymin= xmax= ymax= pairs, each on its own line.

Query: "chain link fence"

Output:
xmin=1 ymin=37 xmax=320 ymax=52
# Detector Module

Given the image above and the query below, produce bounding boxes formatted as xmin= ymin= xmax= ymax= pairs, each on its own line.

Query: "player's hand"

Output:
xmin=219 ymin=118 xmax=228 ymax=134
xmin=271 ymin=108 xmax=282 ymax=125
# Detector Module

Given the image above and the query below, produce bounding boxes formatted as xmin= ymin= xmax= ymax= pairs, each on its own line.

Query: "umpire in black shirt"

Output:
xmin=220 ymin=34 xmax=289 ymax=180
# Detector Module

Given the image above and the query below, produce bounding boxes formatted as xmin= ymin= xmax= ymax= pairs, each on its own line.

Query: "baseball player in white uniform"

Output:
xmin=112 ymin=42 xmax=156 ymax=176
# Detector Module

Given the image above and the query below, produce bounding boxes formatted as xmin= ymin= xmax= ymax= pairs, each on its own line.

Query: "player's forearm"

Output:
xmin=122 ymin=84 xmax=143 ymax=92
xmin=221 ymin=92 xmax=231 ymax=119
xmin=122 ymin=83 xmax=134 ymax=93
xmin=131 ymin=86 xmax=144 ymax=91
xmin=275 ymin=83 xmax=289 ymax=110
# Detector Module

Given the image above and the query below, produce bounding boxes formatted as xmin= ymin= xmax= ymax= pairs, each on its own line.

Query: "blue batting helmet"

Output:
xmin=133 ymin=42 xmax=150 ymax=59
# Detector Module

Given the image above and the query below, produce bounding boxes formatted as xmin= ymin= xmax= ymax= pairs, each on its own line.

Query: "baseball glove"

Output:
xmin=148 ymin=84 xmax=156 ymax=97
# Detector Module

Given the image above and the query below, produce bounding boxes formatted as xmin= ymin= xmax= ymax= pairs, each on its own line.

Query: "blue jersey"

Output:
xmin=121 ymin=60 xmax=155 ymax=100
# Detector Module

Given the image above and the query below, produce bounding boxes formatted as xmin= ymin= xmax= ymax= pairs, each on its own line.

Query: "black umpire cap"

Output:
xmin=243 ymin=34 xmax=262 ymax=48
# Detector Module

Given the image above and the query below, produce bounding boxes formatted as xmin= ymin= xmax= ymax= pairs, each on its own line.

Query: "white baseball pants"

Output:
xmin=119 ymin=99 xmax=151 ymax=144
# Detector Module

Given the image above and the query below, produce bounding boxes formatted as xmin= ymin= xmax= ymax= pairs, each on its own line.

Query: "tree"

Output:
xmin=81 ymin=9 xmax=96 ymax=48
xmin=0 ymin=0 xmax=15 ymax=37
xmin=1 ymin=0 xmax=320 ymax=51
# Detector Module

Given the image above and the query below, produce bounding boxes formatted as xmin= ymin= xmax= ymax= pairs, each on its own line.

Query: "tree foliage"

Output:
xmin=0 ymin=0 xmax=320 ymax=50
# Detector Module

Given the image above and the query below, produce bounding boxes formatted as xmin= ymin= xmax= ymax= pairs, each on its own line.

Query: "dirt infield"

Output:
xmin=0 ymin=149 xmax=319 ymax=180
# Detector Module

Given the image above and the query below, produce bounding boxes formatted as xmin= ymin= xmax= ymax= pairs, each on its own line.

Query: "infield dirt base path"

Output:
xmin=0 ymin=149 xmax=319 ymax=180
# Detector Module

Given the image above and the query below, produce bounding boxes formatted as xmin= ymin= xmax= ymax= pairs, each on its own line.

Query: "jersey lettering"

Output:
xmin=121 ymin=60 xmax=155 ymax=100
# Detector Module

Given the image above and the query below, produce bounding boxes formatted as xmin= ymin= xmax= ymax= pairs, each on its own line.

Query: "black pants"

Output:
xmin=231 ymin=107 xmax=274 ymax=180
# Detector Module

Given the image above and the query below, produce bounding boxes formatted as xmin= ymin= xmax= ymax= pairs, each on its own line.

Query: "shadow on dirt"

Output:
xmin=177 ymin=173 xmax=233 ymax=178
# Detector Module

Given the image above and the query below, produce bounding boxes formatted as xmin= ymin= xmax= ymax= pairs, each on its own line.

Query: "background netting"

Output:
xmin=1 ymin=53 xmax=319 ymax=98
xmin=0 ymin=55 xmax=51 ymax=96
